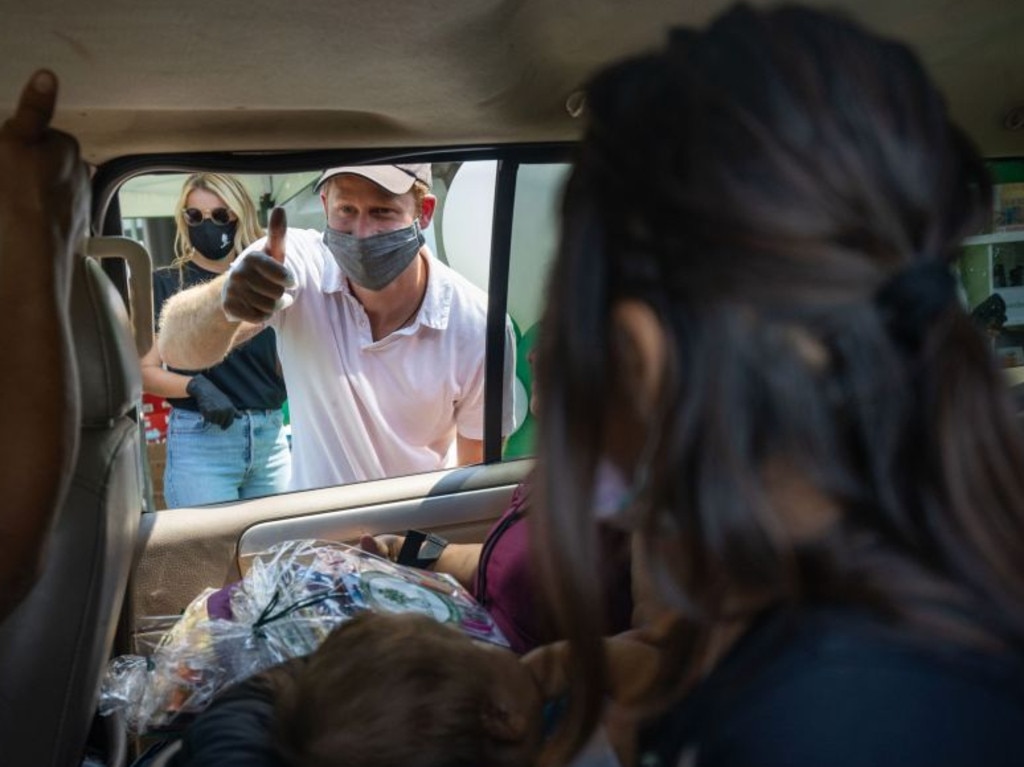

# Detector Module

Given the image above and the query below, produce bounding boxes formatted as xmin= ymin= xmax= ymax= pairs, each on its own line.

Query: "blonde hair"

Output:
xmin=171 ymin=173 xmax=264 ymax=269
xmin=410 ymin=180 xmax=429 ymax=216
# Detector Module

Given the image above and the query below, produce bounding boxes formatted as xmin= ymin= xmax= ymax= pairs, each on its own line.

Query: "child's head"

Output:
xmin=272 ymin=611 xmax=543 ymax=767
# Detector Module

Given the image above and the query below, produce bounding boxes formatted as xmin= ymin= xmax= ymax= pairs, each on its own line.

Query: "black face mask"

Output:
xmin=188 ymin=220 xmax=237 ymax=261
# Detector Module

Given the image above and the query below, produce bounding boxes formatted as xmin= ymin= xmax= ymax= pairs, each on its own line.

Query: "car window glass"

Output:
xmin=503 ymin=163 xmax=572 ymax=459
xmin=957 ymin=159 xmax=1024 ymax=381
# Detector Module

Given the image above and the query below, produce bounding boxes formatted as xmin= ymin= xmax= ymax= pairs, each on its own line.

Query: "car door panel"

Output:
xmin=126 ymin=459 xmax=531 ymax=638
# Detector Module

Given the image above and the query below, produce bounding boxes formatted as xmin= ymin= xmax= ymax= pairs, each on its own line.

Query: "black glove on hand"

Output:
xmin=185 ymin=374 xmax=240 ymax=429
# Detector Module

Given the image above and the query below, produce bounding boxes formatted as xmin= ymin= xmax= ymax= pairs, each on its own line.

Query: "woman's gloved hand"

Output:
xmin=186 ymin=374 xmax=241 ymax=429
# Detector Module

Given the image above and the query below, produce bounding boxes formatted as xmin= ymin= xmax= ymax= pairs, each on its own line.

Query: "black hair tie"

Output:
xmin=875 ymin=260 xmax=958 ymax=349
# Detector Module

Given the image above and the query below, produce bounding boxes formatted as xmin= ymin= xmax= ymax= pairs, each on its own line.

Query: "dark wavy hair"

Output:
xmin=272 ymin=612 xmax=540 ymax=767
xmin=533 ymin=3 xmax=1024 ymax=760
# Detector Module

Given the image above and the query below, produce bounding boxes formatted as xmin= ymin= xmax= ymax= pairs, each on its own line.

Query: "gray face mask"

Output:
xmin=322 ymin=222 xmax=425 ymax=291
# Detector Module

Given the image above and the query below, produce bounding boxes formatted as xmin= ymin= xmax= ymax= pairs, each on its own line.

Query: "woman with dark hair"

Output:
xmin=533 ymin=5 xmax=1024 ymax=766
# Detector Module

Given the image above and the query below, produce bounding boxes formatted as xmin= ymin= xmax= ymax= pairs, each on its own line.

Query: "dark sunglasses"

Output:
xmin=183 ymin=207 xmax=234 ymax=226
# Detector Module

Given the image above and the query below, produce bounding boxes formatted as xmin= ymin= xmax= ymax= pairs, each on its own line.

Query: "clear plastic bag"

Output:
xmin=99 ymin=539 xmax=507 ymax=733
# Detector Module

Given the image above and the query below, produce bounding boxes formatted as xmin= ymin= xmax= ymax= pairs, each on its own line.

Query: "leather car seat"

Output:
xmin=0 ymin=247 xmax=146 ymax=767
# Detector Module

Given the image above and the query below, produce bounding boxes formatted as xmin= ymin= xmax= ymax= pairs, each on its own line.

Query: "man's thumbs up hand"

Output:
xmin=221 ymin=207 xmax=294 ymax=323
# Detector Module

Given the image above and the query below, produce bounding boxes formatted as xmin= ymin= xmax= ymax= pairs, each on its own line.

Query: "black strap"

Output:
xmin=396 ymin=530 xmax=449 ymax=569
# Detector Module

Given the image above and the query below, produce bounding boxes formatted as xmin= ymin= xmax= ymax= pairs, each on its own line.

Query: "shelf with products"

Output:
xmin=959 ymin=175 xmax=1024 ymax=326
xmin=961 ymin=230 xmax=1024 ymax=326
xmin=956 ymin=165 xmax=1024 ymax=374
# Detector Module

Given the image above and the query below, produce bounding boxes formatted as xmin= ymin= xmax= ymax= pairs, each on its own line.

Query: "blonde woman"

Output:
xmin=141 ymin=173 xmax=289 ymax=507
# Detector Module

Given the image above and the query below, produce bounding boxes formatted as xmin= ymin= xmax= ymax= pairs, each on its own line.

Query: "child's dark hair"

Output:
xmin=271 ymin=612 xmax=540 ymax=767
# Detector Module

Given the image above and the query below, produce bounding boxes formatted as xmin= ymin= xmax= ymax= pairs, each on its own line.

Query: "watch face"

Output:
xmin=362 ymin=572 xmax=458 ymax=623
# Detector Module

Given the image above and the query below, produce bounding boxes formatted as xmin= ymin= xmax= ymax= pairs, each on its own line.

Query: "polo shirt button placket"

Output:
xmin=356 ymin=314 xmax=370 ymax=344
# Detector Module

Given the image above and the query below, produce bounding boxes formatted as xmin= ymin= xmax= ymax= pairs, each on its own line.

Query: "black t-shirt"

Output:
xmin=639 ymin=606 xmax=1024 ymax=767
xmin=153 ymin=263 xmax=287 ymax=412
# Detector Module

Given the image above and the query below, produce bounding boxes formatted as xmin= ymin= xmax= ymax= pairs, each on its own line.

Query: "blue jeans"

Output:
xmin=164 ymin=408 xmax=291 ymax=508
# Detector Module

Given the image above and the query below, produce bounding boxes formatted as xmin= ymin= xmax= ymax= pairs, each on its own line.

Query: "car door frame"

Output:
xmin=90 ymin=142 xmax=574 ymax=648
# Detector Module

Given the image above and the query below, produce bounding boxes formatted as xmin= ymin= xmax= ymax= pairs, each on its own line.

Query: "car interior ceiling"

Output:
xmin=0 ymin=0 xmax=1021 ymax=165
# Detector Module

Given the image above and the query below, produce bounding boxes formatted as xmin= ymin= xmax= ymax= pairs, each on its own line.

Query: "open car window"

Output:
xmin=113 ymin=154 xmax=571 ymax=509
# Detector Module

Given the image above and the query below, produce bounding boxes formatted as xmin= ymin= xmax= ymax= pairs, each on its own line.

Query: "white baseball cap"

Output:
xmin=314 ymin=163 xmax=432 ymax=194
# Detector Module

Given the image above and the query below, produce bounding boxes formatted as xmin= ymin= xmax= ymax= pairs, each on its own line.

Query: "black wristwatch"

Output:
xmin=396 ymin=529 xmax=449 ymax=569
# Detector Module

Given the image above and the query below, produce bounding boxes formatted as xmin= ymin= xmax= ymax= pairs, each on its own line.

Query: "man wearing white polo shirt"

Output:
xmin=158 ymin=164 xmax=517 ymax=491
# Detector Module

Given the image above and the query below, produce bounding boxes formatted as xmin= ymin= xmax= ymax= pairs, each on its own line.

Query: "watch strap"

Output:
xmin=396 ymin=529 xmax=449 ymax=569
